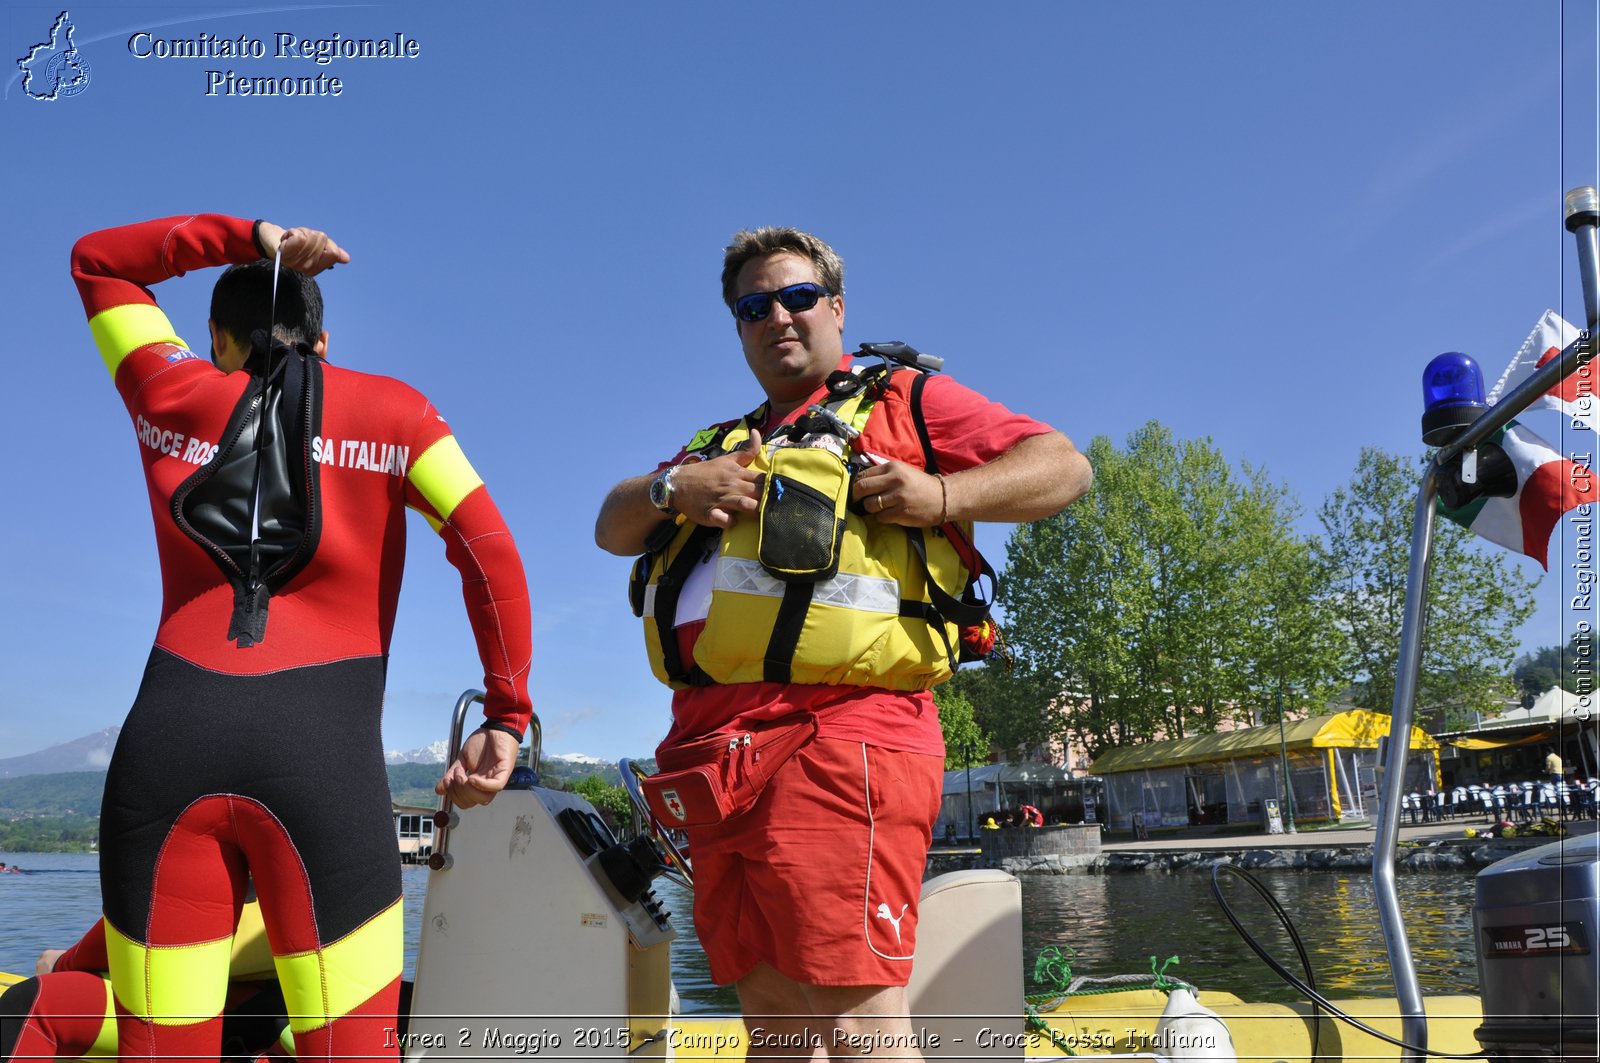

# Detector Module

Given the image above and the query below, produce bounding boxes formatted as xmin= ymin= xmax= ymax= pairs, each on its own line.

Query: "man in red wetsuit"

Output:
xmin=71 ymin=214 xmax=533 ymax=1063
xmin=595 ymin=228 xmax=1091 ymax=1060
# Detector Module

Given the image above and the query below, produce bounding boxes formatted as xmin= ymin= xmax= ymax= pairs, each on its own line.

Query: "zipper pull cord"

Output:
xmin=242 ymin=247 xmax=283 ymax=596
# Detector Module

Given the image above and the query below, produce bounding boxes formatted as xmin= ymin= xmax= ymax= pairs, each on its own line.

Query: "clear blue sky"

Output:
xmin=3 ymin=1 xmax=1597 ymax=762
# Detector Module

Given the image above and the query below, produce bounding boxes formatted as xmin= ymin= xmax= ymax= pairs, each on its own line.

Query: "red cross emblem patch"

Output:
xmin=662 ymin=788 xmax=686 ymax=823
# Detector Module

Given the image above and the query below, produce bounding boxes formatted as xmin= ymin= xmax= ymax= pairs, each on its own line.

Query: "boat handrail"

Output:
xmin=618 ymin=757 xmax=694 ymax=889
xmin=428 ymin=689 xmax=543 ymax=871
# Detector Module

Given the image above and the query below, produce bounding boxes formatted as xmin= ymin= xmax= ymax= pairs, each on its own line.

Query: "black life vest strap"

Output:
xmin=906 ymin=527 xmax=995 ymax=622
xmin=763 ymin=583 xmax=814 ymax=685
xmin=652 ymin=523 xmax=720 ymax=685
xmin=901 ymin=529 xmax=996 ymax=674
xmin=900 ymin=599 xmax=958 ymax=670
xmin=909 ymin=371 xmax=938 ymax=474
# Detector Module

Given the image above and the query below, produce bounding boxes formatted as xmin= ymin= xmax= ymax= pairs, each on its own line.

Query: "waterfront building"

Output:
xmin=1087 ymin=710 xmax=1439 ymax=832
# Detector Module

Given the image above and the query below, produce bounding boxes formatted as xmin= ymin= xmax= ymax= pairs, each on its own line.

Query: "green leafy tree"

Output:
xmin=1314 ymin=447 xmax=1537 ymax=730
xmin=1515 ymin=646 xmax=1561 ymax=705
xmin=1515 ymin=631 xmax=1598 ymax=703
xmin=933 ymin=682 xmax=989 ymax=769
xmin=942 ymin=665 xmax=1045 ymax=760
xmin=1236 ymin=513 xmax=1347 ymax=727
xmin=1002 ymin=422 xmax=1333 ymax=760
xmin=0 ymin=815 xmax=99 ymax=852
xmin=569 ymin=774 xmax=635 ymax=832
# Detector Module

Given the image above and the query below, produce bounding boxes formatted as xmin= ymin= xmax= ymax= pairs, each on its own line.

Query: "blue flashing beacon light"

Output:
xmin=1420 ymin=352 xmax=1487 ymax=446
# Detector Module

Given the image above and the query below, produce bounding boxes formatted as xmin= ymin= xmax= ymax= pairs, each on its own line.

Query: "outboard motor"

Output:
xmin=1473 ymin=833 xmax=1600 ymax=1061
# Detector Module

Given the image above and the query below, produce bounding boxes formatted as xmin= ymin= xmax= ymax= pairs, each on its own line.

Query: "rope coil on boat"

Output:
xmin=1022 ymin=948 xmax=1199 ymax=1056
xmin=1027 ymin=946 xmax=1197 ymax=1004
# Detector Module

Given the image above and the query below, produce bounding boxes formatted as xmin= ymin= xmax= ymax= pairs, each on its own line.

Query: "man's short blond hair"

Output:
xmin=721 ymin=228 xmax=845 ymax=311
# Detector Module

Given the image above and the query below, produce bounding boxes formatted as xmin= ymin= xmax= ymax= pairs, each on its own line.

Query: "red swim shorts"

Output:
xmin=686 ymin=737 xmax=943 ymax=987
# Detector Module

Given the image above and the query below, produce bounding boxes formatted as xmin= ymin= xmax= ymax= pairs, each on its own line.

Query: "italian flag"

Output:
xmin=1486 ymin=310 xmax=1587 ymax=431
xmin=1439 ymin=421 xmax=1593 ymax=570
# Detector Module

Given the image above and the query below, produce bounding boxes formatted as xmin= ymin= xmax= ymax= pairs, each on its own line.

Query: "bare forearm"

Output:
xmin=595 ymin=474 xmax=665 ymax=555
xmin=943 ymin=430 xmax=1092 ymax=523
xmin=597 ymin=442 xmax=765 ymax=554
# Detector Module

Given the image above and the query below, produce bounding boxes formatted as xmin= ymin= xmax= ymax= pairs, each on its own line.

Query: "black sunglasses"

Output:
xmin=733 ymin=282 xmax=833 ymax=322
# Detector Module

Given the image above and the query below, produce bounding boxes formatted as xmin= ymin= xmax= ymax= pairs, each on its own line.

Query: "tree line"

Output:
xmin=3 ymin=762 xmax=650 ymax=852
xmin=935 ymin=421 xmax=1547 ymax=767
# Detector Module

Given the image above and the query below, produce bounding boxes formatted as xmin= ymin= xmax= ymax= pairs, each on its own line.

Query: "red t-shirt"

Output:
xmin=658 ymin=359 xmax=1053 ymax=756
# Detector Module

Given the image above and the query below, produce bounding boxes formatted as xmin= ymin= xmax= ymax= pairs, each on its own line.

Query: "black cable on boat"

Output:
xmin=1208 ymin=863 xmax=1487 ymax=1059
xmin=1209 ymin=864 xmax=1324 ymax=1061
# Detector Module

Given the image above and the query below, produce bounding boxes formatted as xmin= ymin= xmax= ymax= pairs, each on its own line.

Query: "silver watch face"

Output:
xmin=650 ymin=472 xmax=671 ymax=510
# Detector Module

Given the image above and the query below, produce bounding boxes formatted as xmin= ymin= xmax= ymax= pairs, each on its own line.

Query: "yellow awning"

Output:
xmin=1088 ymin=709 xmax=1437 ymax=775
xmin=1449 ymin=729 xmax=1555 ymax=751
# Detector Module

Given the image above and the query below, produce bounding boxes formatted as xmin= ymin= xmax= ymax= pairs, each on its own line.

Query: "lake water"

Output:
xmin=0 ymin=850 xmax=1480 ymax=1010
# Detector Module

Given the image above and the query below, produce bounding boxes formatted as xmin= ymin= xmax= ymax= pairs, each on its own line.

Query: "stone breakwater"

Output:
xmin=925 ymin=838 xmax=1545 ymax=877
xmin=1094 ymin=841 xmax=1529 ymax=874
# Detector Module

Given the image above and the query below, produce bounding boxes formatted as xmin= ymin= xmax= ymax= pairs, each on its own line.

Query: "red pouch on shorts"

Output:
xmin=643 ymin=713 xmax=818 ymax=828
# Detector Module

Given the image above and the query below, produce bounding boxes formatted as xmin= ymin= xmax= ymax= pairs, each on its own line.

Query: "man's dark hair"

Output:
xmin=210 ymin=261 xmax=324 ymax=345
xmin=721 ymin=228 xmax=844 ymax=311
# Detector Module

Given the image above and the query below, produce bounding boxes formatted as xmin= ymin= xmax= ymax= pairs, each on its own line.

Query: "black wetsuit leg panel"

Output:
xmin=100 ymin=648 xmax=400 ymax=946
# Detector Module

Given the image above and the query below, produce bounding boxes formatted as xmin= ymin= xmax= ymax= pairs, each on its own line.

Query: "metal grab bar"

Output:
xmin=428 ymin=689 xmax=543 ymax=871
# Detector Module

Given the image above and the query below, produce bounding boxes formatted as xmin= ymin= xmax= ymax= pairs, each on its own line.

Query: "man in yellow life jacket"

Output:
xmin=595 ymin=227 xmax=1090 ymax=1063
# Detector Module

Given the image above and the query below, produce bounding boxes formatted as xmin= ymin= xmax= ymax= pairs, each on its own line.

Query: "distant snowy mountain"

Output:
xmin=4 ymin=728 xmax=607 ymax=777
xmin=1 ymin=727 xmax=121 ymax=778
xmin=382 ymin=742 xmax=606 ymax=768
xmin=384 ymin=740 xmax=449 ymax=765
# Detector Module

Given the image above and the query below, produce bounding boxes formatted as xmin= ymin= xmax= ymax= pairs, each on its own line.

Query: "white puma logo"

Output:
xmin=875 ymin=902 xmax=910 ymax=944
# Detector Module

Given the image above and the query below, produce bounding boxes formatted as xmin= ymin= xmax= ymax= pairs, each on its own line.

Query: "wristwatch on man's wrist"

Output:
xmin=648 ymin=466 xmax=678 ymax=515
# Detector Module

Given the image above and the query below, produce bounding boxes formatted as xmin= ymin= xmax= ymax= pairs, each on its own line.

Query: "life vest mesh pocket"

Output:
xmin=758 ymin=446 xmax=849 ymax=582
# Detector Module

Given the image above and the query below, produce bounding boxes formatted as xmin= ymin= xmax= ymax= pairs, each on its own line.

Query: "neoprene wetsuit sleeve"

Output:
xmin=405 ymin=430 xmax=534 ymax=738
xmin=71 ymin=215 xmax=259 ymax=377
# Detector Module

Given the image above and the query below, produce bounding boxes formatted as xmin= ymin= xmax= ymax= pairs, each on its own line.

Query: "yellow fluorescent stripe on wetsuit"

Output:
xmin=230 ymin=900 xmax=276 ymax=981
xmin=105 ymin=922 xmax=231 ymax=1024
xmin=407 ymin=436 xmax=483 ymax=523
xmin=274 ymin=899 xmax=403 ymax=1033
xmin=87 ymin=979 xmax=117 ymax=1058
xmin=87 ymin=303 xmax=187 ymax=376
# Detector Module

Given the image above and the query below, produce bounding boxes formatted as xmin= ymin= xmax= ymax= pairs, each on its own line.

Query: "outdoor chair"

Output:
xmin=1471 ymin=785 xmax=1495 ymax=821
xmin=1507 ymin=785 xmax=1534 ymax=824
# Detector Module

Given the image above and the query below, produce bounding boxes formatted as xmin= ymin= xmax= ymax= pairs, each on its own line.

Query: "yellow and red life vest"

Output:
xmin=632 ymin=365 xmax=993 ymax=691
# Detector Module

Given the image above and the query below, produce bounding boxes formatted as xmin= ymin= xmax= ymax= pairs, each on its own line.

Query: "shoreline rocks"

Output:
xmin=1084 ymin=840 xmax=1528 ymax=874
xmin=928 ymin=826 xmax=1561 ymax=877
xmin=925 ymin=838 xmax=1542 ymax=877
